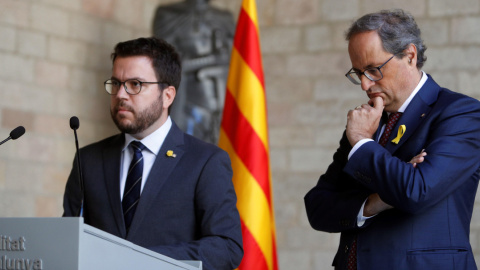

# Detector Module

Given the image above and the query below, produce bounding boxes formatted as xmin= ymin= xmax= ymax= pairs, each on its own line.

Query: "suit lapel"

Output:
xmin=384 ymin=75 xmax=440 ymax=153
xmin=102 ymin=134 xmax=127 ymax=237
xmin=127 ymin=123 xmax=186 ymax=238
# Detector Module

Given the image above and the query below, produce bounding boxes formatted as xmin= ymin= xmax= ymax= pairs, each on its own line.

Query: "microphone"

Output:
xmin=70 ymin=116 xmax=79 ymax=130
xmin=0 ymin=126 xmax=26 ymax=146
xmin=70 ymin=116 xmax=84 ymax=217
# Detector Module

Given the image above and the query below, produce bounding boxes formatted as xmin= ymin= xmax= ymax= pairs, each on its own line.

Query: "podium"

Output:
xmin=0 ymin=217 xmax=202 ymax=270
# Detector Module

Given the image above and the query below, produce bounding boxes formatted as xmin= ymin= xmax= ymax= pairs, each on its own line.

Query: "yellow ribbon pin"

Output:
xmin=391 ymin=125 xmax=406 ymax=144
xmin=166 ymin=150 xmax=176 ymax=158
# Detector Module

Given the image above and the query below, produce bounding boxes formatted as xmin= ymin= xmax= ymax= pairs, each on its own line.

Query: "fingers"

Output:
xmin=411 ymin=153 xmax=426 ymax=163
xmin=368 ymin=96 xmax=384 ymax=111
xmin=409 ymin=150 xmax=427 ymax=167
xmin=347 ymin=99 xmax=385 ymax=146
xmin=348 ymin=104 xmax=365 ymax=118
xmin=353 ymin=103 xmax=370 ymax=111
xmin=355 ymin=97 xmax=383 ymax=111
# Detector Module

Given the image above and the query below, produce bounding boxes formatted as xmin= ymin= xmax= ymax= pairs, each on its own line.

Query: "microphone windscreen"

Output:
xmin=10 ymin=126 xmax=25 ymax=140
xmin=70 ymin=116 xmax=80 ymax=130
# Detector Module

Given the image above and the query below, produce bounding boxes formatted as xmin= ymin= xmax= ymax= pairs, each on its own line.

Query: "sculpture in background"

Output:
xmin=153 ymin=0 xmax=235 ymax=144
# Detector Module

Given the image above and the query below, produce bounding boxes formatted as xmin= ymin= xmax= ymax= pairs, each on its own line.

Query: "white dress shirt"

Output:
xmin=119 ymin=117 xmax=172 ymax=199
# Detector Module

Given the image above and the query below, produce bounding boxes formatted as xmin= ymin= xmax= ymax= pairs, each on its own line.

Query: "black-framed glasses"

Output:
xmin=345 ymin=55 xmax=396 ymax=85
xmin=104 ymin=79 xmax=167 ymax=95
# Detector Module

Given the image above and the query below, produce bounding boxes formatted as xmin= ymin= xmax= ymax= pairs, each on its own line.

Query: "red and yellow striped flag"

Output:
xmin=218 ymin=0 xmax=278 ymax=269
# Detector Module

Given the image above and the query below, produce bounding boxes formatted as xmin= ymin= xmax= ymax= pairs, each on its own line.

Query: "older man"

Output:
xmin=305 ymin=9 xmax=480 ymax=270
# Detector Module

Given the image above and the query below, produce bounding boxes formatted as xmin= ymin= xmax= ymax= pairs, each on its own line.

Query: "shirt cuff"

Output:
xmin=348 ymin=138 xmax=374 ymax=159
xmin=357 ymin=198 xmax=377 ymax=227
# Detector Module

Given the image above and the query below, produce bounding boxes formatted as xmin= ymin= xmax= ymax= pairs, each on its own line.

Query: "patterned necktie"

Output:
xmin=347 ymin=239 xmax=357 ymax=270
xmin=347 ymin=112 xmax=402 ymax=270
xmin=379 ymin=112 xmax=402 ymax=147
xmin=122 ymin=141 xmax=146 ymax=232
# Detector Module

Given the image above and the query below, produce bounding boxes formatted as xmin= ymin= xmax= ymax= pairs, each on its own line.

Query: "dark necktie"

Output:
xmin=379 ymin=112 xmax=402 ymax=147
xmin=122 ymin=141 xmax=146 ymax=232
xmin=347 ymin=112 xmax=402 ymax=270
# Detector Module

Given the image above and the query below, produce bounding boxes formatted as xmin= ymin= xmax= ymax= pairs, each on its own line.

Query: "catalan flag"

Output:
xmin=218 ymin=0 xmax=278 ymax=269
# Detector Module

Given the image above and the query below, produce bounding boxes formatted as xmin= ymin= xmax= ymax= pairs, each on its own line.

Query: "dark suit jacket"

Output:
xmin=63 ymin=122 xmax=243 ymax=270
xmin=305 ymin=75 xmax=480 ymax=270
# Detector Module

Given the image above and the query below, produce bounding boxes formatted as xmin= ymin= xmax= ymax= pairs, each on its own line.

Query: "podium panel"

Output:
xmin=0 ymin=217 xmax=202 ymax=270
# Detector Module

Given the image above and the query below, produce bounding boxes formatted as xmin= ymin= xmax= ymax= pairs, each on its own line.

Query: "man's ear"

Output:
xmin=404 ymin=43 xmax=418 ymax=66
xmin=163 ymin=86 xmax=176 ymax=109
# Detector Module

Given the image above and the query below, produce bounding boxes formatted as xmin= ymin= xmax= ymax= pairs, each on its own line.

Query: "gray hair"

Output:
xmin=345 ymin=9 xmax=427 ymax=69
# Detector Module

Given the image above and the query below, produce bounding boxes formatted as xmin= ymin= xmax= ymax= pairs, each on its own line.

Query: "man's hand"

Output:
xmin=409 ymin=149 xmax=427 ymax=168
xmin=364 ymin=193 xmax=393 ymax=217
xmin=346 ymin=96 xmax=384 ymax=146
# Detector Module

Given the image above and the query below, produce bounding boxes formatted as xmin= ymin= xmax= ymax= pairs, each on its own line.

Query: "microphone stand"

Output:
xmin=70 ymin=117 xmax=84 ymax=218
xmin=74 ymin=128 xmax=84 ymax=217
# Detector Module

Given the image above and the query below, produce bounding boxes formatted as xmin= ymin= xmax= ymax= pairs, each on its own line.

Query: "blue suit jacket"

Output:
xmin=305 ymin=75 xmax=480 ymax=270
xmin=63 ymin=122 xmax=243 ymax=270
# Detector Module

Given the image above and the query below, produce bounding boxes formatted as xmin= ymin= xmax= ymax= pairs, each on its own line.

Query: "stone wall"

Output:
xmin=0 ymin=0 xmax=480 ymax=269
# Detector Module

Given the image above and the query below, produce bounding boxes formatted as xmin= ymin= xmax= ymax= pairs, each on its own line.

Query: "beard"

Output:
xmin=111 ymin=96 xmax=164 ymax=135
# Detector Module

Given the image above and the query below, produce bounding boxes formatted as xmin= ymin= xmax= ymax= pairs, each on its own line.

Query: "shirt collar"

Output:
xmin=123 ymin=116 xmax=172 ymax=155
xmin=397 ymin=71 xmax=427 ymax=113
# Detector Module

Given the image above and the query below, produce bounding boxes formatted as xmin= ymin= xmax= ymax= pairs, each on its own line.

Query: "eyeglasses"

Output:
xmin=104 ymin=79 xmax=167 ymax=95
xmin=345 ymin=55 xmax=396 ymax=85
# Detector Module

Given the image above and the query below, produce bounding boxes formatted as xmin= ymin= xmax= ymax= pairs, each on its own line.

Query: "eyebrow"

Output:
xmin=352 ymin=62 xmax=381 ymax=72
xmin=110 ymin=76 xmax=147 ymax=81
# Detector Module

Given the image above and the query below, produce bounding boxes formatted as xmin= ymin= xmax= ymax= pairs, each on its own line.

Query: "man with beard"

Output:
xmin=63 ymin=37 xmax=243 ymax=270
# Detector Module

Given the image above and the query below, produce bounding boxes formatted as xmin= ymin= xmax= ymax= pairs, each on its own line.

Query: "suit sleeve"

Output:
xmin=147 ymin=150 xmax=243 ymax=270
xmin=345 ymin=96 xmax=480 ymax=214
xmin=305 ymin=131 xmax=373 ymax=233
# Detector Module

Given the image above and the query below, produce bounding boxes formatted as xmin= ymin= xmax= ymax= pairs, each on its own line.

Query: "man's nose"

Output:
xmin=360 ymin=75 xmax=375 ymax=91
xmin=115 ymin=84 xmax=130 ymax=99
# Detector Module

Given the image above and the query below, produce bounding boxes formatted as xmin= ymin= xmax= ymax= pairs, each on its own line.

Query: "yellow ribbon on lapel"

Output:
xmin=391 ymin=125 xmax=406 ymax=144
xmin=166 ymin=150 xmax=176 ymax=158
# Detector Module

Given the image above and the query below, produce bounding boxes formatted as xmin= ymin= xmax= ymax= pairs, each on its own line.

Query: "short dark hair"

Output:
xmin=345 ymin=9 xmax=427 ymax=69
xmin=111 ymin=37 xmax=182 ymax=90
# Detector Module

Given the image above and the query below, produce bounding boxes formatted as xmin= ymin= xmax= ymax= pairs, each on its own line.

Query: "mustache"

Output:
xmin=113 ymin=101 xmax=134 ymax=113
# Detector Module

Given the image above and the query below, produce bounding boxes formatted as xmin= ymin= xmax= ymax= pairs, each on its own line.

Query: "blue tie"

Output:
xmin=122 ymin=141 xmax=146 ymax=232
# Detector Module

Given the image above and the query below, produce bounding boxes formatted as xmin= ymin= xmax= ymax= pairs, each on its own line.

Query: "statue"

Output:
xmin=153 ymin=0 xmax=235 ymax=144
